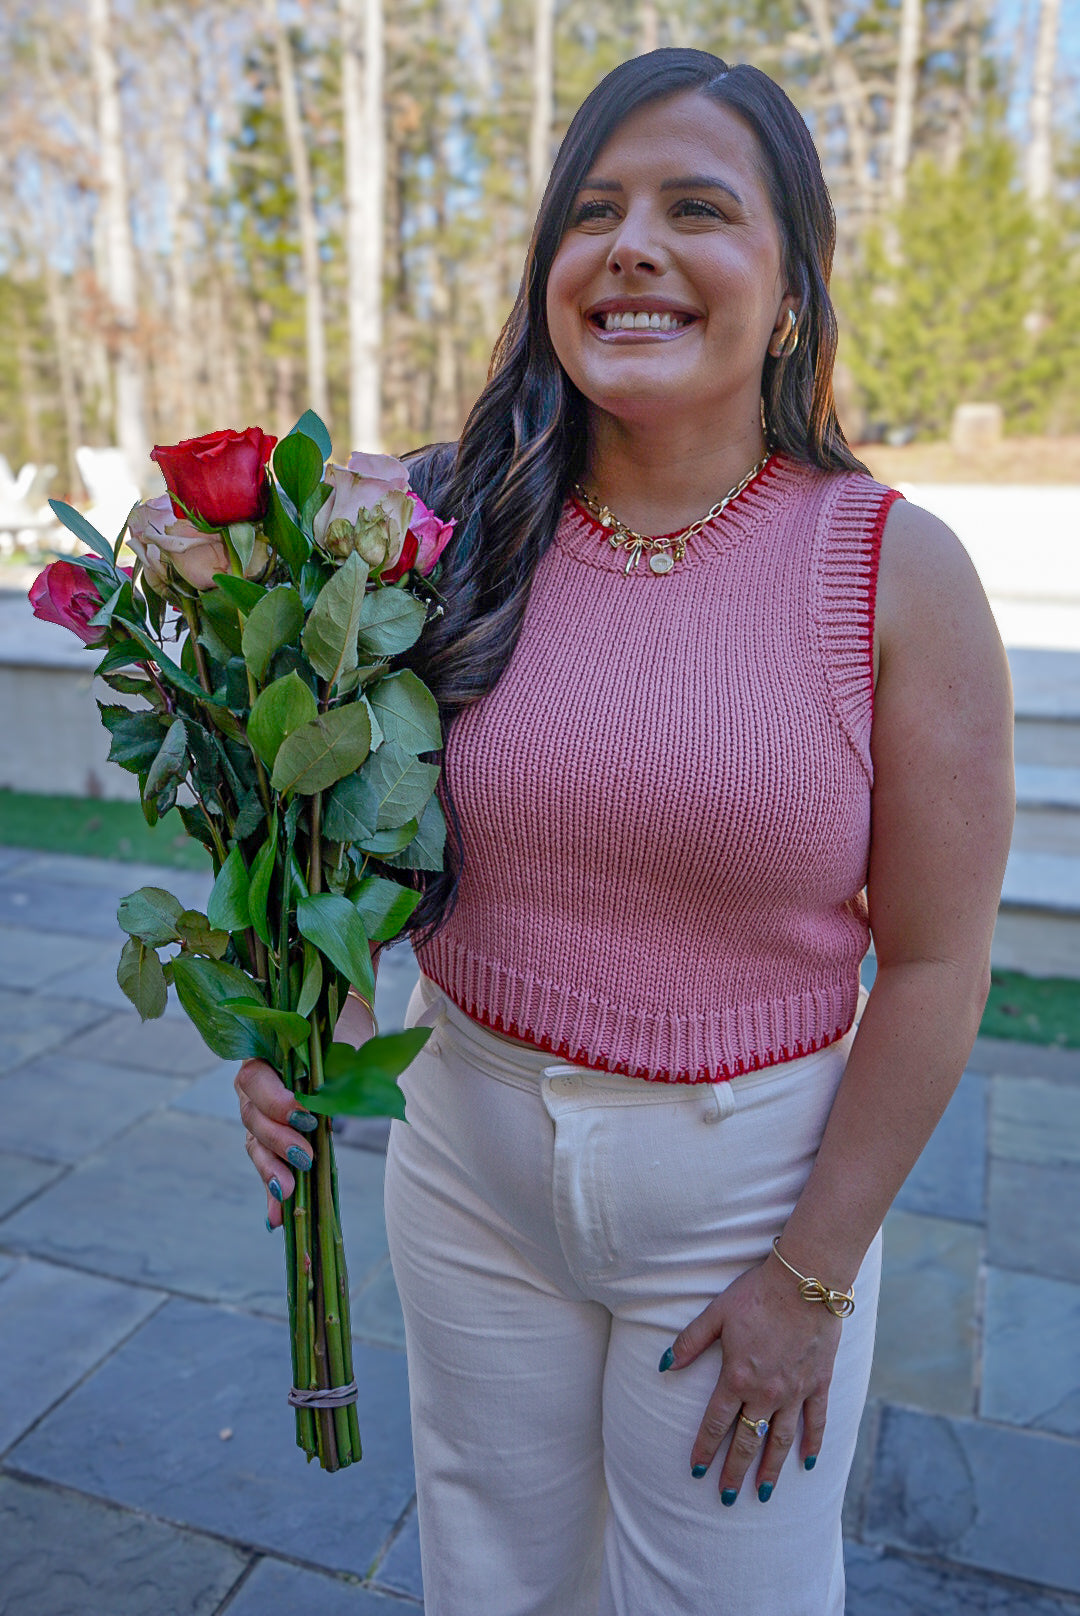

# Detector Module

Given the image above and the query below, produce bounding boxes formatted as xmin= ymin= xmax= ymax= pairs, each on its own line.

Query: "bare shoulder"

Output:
xmin=874 ymin=495 xmax=1006 ymax=690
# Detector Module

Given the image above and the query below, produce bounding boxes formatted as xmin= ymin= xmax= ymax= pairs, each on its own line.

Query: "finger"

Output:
xmin=716 ymin=1399 xmax=780 ymax=1503
xmin=752 ymin=1411 xmax=800 ymax=1500
xmin=244 ymin=1128 xmax=295 ymax=1208
xmin=236 ymin=1058 xmax=314 ymax=1132
xmin=800 ymin=1390 xmax=829 ymax=1470
xmin=688 ymin=1387 xmax=741 ymax=1481
xmin=659 ymin=1297 xmax=724 ymax=1372
xmin=236 ymin=1071 xmax=316 ymax=1180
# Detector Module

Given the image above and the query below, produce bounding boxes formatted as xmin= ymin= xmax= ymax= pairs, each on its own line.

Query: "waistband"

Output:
xmin=410 ymin=972 xmax=869 ymax=1098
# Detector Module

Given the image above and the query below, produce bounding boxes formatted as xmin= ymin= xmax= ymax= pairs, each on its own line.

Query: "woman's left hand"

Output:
xmin=662 ymin=1251 xmax=843 ymax=1501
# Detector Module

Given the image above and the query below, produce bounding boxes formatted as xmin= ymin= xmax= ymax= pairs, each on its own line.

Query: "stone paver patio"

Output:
xmin=1 ymin=846 xmax=1078 ymax=1614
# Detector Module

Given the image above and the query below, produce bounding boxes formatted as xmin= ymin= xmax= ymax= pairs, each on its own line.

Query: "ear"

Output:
xmin=767 ymin=296 xmax=800 ymax=359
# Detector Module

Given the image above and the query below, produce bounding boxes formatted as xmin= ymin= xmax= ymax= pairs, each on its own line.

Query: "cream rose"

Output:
xmin=126 ymin=495 xmax=267 ymax=592
xmin=313 ymin=456 xmax=416 ymax=572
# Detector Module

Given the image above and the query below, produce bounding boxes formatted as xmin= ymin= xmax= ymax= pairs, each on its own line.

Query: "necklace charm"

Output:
xmin=649 ymin=551 xmax=674 ymax=574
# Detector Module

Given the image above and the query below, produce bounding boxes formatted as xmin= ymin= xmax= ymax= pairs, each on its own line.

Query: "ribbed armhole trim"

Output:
xmin=816 ymin=477 xmax=903 ymax=787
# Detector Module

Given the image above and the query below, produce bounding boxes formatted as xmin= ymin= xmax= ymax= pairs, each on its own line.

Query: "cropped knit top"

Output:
xmin=413 ymin=455 xmax=902 ymax=1083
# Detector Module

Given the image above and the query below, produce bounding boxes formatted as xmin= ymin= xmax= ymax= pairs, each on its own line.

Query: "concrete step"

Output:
xmin=1009 ymin=647 xmax=1080 ymax=768
xmin=1012 ymin=765 xmax=1080 ymax=856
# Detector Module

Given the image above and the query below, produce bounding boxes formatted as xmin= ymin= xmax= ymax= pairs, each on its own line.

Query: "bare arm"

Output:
xmin=665 ymin=497 xmax=1015 ymax=1499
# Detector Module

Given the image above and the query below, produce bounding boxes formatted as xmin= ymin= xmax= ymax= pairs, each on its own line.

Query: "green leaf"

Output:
xmin=366 ymin=669 xmax=442 ymax=754
xmin=233 ymin=789 xmax=267 ymax=841
xmin=114 ymin=618 xmax=225 ymax=706
xmin=176 ymin=909 xmax=230 ymax=958
xmin=210 ymin=573 xmax=267 ymax=615
xmin=351 ymin=876 xmax=422 ymax=941
xmin=247 ymin=671 xmax=318 ymax=768
xmin=241 ymin=587 xmax=305 ymax=684
xmin=301 ymin=1032 xmax=432 ymax=1120
xmin=95 ymin=639 xmax=144 ymax=677
xmin=48 ymin=498 xmax=118 ymax=561
xmin=87 ymin=577 xmax=139 ymax=631
xmin=102 ymin=710 xmax=168 ymax=771
xmin=207 ymin=846 xmax=251 ymax=932
xmin=356 ymin=588 xmax=427 ymax=658
xmin=295 ymin=892 xmax=375 ymax=1001
xmin=296 ymin=941 xmax=323 ymax=1018
xmin=99 ymin=671 xmax=155 ymax=698
xmin=360 ymin=742 xmax=440 ymax=829
xmin=117 ymin=886 xmax=184 ymax=947
xmin=170 ymin=955 xmax=275 ymax=1061
xmin=289 ymin=410 xmax=333 ymax=462
xmin=264 ymin=484 xmax=310 ymax=575
xmin=270 ymin=702 xmax=372 ymax=796
xmin=219 ymin=998 xmax=311 ymax=1052
xmin=381 ymin=791 xmax=447 ymax=872
xmin=248 ymin=822 xmax=277 ymax=946
xmin=274 ymin=432 xmax=325 ymax=512
xmin=301 ymin=552 xmax=369 ymax=687
xmin=322 ymin=772 xmax=377 ymax=841
xmin=355 ymin=819 xmax=419 ymax=854
xmin=228 ymin=522 xmax=257 ymax=572
xmin=144 ymin=719 xmax=188 ymax=798
xmin=116 ymin=936 xmax=168 ymax=1020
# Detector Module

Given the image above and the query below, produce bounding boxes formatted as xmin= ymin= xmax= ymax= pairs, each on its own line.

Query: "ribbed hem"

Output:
xmin=414 ymin=934 xmax=860 ymax=1085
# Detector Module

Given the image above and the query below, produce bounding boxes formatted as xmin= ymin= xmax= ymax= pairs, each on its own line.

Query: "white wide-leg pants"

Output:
xmin=384 ymin=973 xmax=881 ymax=1616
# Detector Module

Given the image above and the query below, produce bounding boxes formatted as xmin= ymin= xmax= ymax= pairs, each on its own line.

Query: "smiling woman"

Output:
xmin=237 ymin=46 xmax=1014 ymax=1616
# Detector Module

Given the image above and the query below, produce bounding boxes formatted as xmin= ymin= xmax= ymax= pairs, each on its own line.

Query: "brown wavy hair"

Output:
xmin=394 ymin=47 xmax=867 ymax=947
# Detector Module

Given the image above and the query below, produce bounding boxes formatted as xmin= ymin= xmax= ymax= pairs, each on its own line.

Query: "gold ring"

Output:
xmin=739 ymin=1413 xmax=770 ymax=1439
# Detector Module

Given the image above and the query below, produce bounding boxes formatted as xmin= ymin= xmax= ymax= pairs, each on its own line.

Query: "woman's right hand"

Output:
xmin=234 ymin=1059 xmax=318 ymax=1229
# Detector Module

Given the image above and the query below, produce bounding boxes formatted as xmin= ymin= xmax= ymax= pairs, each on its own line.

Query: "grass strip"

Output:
xmin=0 ymin=789 xmax=211 ymax=871
xmin=983 ymin=969 xmax=1080 ymax=1049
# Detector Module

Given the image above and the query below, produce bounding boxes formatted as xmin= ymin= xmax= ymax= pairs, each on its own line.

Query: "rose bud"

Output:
xmin=409 ymin=497 xmax=456 ymax=576
xmin=151 ymin=426 xmax=276 ymax=528
xmin=127 ymin=494 xmax=268 ymax=592
xmin=314 ymin=462 xmax=416 ymax=572
xmin=28 ymin=560 xmax=132 ymax=645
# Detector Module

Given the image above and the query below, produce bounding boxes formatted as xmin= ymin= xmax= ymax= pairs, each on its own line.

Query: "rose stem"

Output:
xmin=177 ymin=597 xmax=214 ymax=696
xmin=310 ymin=1020 xmax=353 ymax=1461
xmin=292 ymin=1170 xmax=318 ymax=1459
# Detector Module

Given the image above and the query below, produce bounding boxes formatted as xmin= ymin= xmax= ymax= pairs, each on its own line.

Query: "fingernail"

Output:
xmin=804 ymin=1455 xmax=817 ymax=1471
xmin=286 ymin=1145 xmax=312 ymax=1172
xmin=691 ymin=1463 xmax=709 ymax=1479
xmin=758 ymin=1482 xmax=774 ymax=1503
xmin=288 ymin=1110 xmax=318 ymax=1134
xmin=265 ymin=1214 xmax=274 ymax=1232
xmin=721 ymin=1488 xmax=738 ymax=1507
xmin=268 ymin=1177 xmax=283 ymax=1202
xmin=658 ymin=1347 xmax=675 ymax=1372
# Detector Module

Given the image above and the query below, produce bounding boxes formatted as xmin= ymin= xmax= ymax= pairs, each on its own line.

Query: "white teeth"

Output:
xmin=600 ymin=310 xmax=689 ymax=332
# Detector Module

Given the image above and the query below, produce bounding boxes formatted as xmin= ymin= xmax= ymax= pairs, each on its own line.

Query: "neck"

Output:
xmin=579 ymin=411 xmax=769 ymax=536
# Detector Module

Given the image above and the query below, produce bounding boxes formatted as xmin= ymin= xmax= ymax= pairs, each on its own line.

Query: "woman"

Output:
xmin=236 ymin=48 xmax=1014 ymax=1616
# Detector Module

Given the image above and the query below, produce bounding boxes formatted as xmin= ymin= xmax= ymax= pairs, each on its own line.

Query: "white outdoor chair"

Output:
xmin=0 ymin=457 xmax=61 ymax=557
xmin=75 ymin=445 xmax=141 ymax=549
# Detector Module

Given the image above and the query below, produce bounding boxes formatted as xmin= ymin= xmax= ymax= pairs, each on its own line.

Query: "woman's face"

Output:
xmin=545 ymin=91 xmax=795 ymax=438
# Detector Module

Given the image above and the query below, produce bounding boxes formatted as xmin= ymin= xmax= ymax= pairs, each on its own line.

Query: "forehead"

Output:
xmin=585 ymin=91 xmax=769 ymax=198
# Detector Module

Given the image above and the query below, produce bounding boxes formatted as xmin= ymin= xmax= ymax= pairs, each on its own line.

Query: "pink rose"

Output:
xmin=313 ymin=455 xmax=416 ymax=573
xmin=409 ymin=496 xmax=455 ymax=576
xmin=28 ymin=560 xmax=132 ymax=645
xmin=127 ymin=495 xmax=267 ymax=592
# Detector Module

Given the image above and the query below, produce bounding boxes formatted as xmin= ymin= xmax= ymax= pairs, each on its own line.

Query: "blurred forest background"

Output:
xmin=0 ymin=0 xmax=1077 ymax=502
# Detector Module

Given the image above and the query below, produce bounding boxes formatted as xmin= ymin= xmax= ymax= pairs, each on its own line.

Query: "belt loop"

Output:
xmin=702 ymin=1084 xmax=723 ymax=1124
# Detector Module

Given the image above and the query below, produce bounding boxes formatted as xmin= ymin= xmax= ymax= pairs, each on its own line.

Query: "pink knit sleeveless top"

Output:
xmin=414 ymin=455 xmax=902 ymax=1082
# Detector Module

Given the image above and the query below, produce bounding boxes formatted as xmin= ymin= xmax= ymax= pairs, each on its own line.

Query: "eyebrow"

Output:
xmin=578 ymin=174 xmax=744 ymax=205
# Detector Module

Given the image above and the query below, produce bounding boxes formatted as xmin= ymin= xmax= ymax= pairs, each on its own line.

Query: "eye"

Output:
xmin=570 ymin=199 xmax=615 ymax=225
xmin=569 ymin=196 xmax=726 ymax=227
xmin=675 ymin=197 xmax=724 ymax=219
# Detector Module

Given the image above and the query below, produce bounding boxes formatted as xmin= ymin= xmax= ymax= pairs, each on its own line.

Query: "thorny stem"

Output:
xmin=177 ymin=596 xmax=213 ymax=696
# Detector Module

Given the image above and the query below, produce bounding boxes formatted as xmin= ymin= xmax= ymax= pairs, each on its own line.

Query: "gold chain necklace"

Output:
xmin=571 ymin=453 xmax=771 ymax=577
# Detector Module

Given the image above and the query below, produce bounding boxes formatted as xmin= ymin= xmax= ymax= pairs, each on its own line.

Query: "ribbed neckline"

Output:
xmin=554 ymin=452 xmax=810 ymax=574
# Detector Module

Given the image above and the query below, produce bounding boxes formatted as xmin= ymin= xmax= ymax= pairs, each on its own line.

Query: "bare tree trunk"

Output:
xmin=803 ymin=0 xmax=875 ymax=219
xmin=1026 ymin=0 xmax=1060 ymax=209
xmin=14 ymin=314 xmax=44 ymax=465
xmin=639 ymin=0 xmax=658 ymax=53
xmin=162 ymin=86 xmax=197 ymax=436
xmin=888 ymin=0 xmax=921 ymax=205
xmin=88 ymin=0 xmax=149 ymax=479
xmin=342 ymin=0 xmax=384 ymax=450
xmin=43 ymin=254 xmax=83 ymax=495
xmin=529 ymin=0 xmax=555 ymax=210
xmin=267 ymin=0 xmax=329 ymax=423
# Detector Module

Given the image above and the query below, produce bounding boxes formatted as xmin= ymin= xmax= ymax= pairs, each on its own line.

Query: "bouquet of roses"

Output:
xmin=29 ymin=412 xmax=453 ymax=1471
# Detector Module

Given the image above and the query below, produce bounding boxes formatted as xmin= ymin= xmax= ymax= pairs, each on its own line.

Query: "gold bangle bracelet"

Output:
xmin=771 ymin=1237 xmax=856 ymax=1319
xmin=346 ymin=986 xmax=380 ymax=1038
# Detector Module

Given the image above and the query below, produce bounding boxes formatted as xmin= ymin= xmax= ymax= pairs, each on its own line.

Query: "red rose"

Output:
xmin=151 ymin=427 xmax=277 ymax=528
xmin=379 ymin=528 xmax=419 ymax=585
xmin=28 ymin=561 xmax=132 ymax=646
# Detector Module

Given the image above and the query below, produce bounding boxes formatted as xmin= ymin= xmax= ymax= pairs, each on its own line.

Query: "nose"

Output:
xmin=605 ymin=204 xmax=665 ymax=276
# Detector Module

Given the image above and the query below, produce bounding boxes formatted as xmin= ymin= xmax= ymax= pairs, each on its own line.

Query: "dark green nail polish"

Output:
xmin=691 ymin=1463 xmax=709 ymax=1479
xmin=721 ymin=1488 xmax=738 ymax=1506
xmin=265 ymin=1215 xmax=274 ymax=1232
xmin=288 ymin=1110 xmax=318 ymax=1134
xmin=804 ymin=1455 xmax=817 ymax=1471
xmin=286 ymin=1145 xmax=312 ymax=1172
xmin=758 ymin=1482 xmax=773 ymax=1502
xmin=658 ymin=1347 xmax=675 ymax=1372
xmin=268 ymin=1177 xmax=283 ymax=1202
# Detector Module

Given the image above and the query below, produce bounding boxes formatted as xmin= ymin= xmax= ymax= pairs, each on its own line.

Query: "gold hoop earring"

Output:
xmin=772 ymin=308 xmax=799 ymax=358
